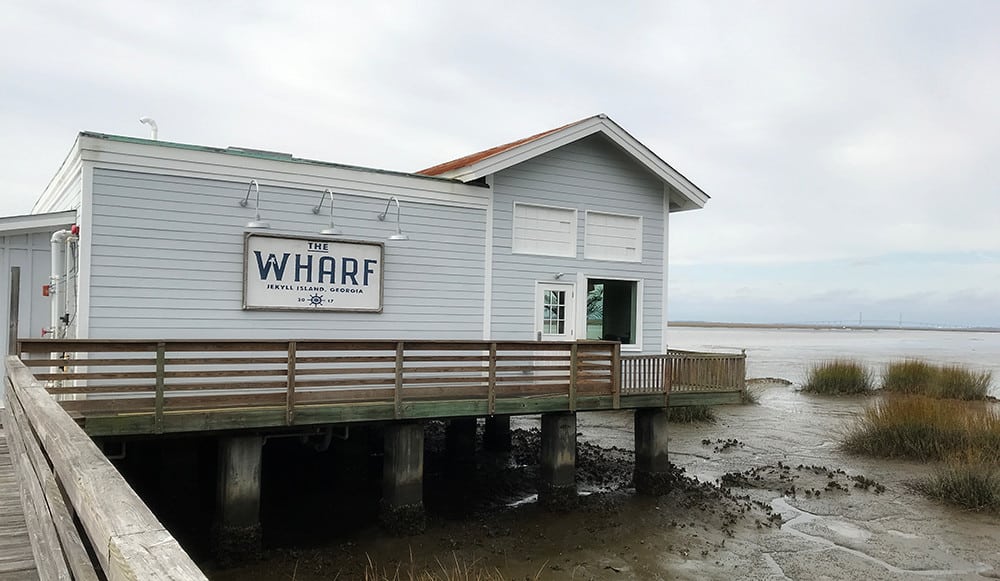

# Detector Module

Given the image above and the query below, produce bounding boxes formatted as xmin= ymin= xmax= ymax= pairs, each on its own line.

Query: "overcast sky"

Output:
xmin=3 ymin=1 xmax=999 ymax=327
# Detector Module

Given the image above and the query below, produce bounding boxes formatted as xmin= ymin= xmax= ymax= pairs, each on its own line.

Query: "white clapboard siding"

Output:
xmin=490 ymin=134 xmax=665 ymax=352
xmin=86 ymin=169 xmax=487 ymax=339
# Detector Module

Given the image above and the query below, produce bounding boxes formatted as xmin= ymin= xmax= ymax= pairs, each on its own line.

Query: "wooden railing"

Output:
xmin=2 ymin=356 xmax=206 ymax=580
xmin=621 ymin=349 xmax=746 ymax=395
xmin=18 ymin=339 xmax=620 ymax=432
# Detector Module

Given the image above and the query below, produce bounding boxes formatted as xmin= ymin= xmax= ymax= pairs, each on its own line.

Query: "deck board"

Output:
xmin=0 ymin=417 xmax=39 ymax=581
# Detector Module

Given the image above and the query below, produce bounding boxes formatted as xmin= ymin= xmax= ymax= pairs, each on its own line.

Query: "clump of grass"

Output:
xmin=932 ymin=365 xmax=992 ymax=400
xmin=882 ymin=360 xmax=992 ymax=400
xmin=841 ymin=395 xmax=1000 ymax=461
xmin=882 ymin=359 xmax=936 ymax=395
xmin=914 ymin=451 xmax=1000 ymax=513
xmin=844 ymin=394 xmax=1000 ymax=513
xmin=364 ymin=552 xmax=520 ymax=581
xmin=667 ymin=405 xmax=716 ymax=423
xmin=802 ymin=359 xmax=873 ymax=395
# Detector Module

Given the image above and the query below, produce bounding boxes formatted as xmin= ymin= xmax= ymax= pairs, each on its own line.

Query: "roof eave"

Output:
xmin=0 ymin=210 xmax=77 ymax=236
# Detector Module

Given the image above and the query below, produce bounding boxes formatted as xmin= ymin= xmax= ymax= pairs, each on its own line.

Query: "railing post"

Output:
xmin=154 ymin=341 xmax=165 ymax=434
xmin=487 ymin=342 xmax=497 ymax=415
xmin=569 ymin=342 xmax=578 ymax=412
xmin=611 ymin=343 xmax=621 ymax=409
xmin=394 ymin=341 xmax=404 ymax=419
xmin=664 ymin=350 xmax=672 ymax=407
xmin=740 ymin=349 xmax=747 ymax=397
xmin=285 ymin=341 xmax=297 ymax=425
xmin=7 ymin=266 xmax=19 ymax=355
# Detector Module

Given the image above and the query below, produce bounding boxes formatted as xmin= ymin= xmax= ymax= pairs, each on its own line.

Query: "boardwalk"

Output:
xmin=0 ymin=417 xmax=38 ymax=581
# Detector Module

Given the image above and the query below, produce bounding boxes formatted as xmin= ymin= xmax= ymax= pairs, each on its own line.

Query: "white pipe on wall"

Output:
xmin=64 ymin=235 xmax=78 ymax=337
xmin=49 ymin=229 xmax=71 ymax=338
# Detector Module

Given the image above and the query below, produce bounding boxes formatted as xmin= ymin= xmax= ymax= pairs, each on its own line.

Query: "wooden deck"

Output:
xmin=3 ymin=368 xmax=208 ymax=580
xmin=0 ymin=418 xmax=37 ymax=581
xmin=0 ymin=339 xmax=745 ymax=578
xmin=15 ymin=339 xmax=746 ymax=437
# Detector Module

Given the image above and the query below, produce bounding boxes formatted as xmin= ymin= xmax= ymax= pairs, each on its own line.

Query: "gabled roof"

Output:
xmin=417 ymin=114 xmax=710 ymax=210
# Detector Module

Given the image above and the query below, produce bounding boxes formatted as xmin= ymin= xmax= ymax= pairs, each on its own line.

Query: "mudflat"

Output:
xmin=213 ymin=382 xmax=1000 ymax=580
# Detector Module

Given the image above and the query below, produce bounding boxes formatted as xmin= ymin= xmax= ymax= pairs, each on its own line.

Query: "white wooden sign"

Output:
xmin=243 ymin=234 xmax=383 ymax=312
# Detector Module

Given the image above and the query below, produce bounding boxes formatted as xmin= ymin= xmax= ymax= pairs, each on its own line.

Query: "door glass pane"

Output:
xmin=542 ymin=289 xmax=566 ymax=335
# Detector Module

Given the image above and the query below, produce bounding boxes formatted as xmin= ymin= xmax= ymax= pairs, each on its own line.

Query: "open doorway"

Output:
xmin=586 ymin=278 xmax=638 ymax=347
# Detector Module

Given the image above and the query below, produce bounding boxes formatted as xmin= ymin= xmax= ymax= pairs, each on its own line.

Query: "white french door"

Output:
xmin=535 ymin=283 xmax=576 ymax=341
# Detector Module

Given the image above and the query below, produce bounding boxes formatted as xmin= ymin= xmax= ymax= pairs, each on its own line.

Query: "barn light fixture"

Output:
xmin=376 ymin=196 xmax=409 ymax=241
xmin=312 ymin=188 xmax=343 ymax=236
xmin=238 ymin=179 xmax=271 ymax=229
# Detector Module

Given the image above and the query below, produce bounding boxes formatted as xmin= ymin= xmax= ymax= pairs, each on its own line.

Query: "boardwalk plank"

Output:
xmin=0 ymin=419 xmax=39 ymax=581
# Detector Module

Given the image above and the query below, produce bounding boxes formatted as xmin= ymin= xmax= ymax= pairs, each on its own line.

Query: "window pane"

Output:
xmin=542 ymin=289 xmax=568 ymax=336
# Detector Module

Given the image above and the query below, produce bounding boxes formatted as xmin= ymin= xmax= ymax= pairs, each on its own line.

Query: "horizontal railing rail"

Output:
xmin=3 ymin=355 xmax=207 ymax=580
xmin=19 ymin=339 xmax=621 ymax=430
xmin=621 ymin=350 xmax=746 ymax=395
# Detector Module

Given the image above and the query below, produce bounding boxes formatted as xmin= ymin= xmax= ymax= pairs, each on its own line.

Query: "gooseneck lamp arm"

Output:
xmin=312 ymin=189 xmax=342 ymax=235
xmin=240 ymin=179 xmax=260 ymax=212
xmin=376 ymin=196 xmax=408 ymax=240
xmin=238 ymin=179 xmax=270 ymax=229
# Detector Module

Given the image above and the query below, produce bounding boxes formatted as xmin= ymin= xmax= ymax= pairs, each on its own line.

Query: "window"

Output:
xmin=584 ymin=211 xmax=641 ymax=262
xmin=586 ymin=279 xmax=638 ymax=346
xmin=512 ymin=203 xmax=577 ymax=257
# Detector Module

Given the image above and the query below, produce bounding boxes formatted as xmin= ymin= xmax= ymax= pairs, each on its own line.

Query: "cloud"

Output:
xmin=2 ymin=0 xmax=999 ymax=325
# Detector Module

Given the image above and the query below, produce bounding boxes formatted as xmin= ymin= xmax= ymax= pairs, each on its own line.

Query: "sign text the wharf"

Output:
xmin=243 ymin=233 xmax=384 ymax=312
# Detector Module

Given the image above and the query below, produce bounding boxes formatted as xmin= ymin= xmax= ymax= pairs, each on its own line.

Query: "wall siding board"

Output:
xmin=87 ymin=169 xmax=486 ymax=340
xmin=490 ymin=135 xmax=665 ymax=353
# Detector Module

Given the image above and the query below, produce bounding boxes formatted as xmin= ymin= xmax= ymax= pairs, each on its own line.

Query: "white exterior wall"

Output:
xmin=85 ymin=169 xmax=487 ymax=339
xmin=489 ymin=135 xmax=666 ymax=353
xmin=0 ymin=232 xmax=61 ymax=384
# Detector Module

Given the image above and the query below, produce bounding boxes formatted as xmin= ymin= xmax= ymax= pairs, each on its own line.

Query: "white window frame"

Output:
xmin=583 ymin=211 xmax=643 ymax=263
xmin=511 ymin=202 xmax=578 ymax=258
xmin=579 ymin=273 xmax=643 ymax=352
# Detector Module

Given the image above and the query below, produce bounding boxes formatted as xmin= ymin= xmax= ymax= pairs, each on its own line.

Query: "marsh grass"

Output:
xmin=882 ymin=360 xmax=992 ymax=400
xmin=802 ymin=359 xmax=873 ymax=395
xmin=841 ymin=395 xmax=1000 ymax=461
xmin=842 ymin=394 xmax=1000 ymax=511
xmin=363 ymin=552 xmax=535 ymax=581
xmin=882 ymin=359 xmax=936 ymax=395
xmin=667 ymin=405 xmax=716 ymax=423
xmin=933 ymin=365 xmax=992 ymax=400
xmin=914 ymin=452 xmax=1000 ymax=513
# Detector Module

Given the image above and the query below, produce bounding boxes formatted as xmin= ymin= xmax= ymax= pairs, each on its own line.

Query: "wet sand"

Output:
xmin=211 ymin=383 xmax=1000 ymax=580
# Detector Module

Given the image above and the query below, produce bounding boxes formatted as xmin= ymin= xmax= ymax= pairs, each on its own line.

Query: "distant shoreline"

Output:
xmin=669 ymin=321 xmax=1000 ymax=333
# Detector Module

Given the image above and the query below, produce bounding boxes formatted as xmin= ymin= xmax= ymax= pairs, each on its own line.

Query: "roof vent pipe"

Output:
xmin=139 ymin=117 xmax=158 ymax=140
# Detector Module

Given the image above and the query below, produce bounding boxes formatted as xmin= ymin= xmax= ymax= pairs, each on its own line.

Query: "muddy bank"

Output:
xmin=209 ymin=382 xmax=1000 ymax=580
xmin=211 ymin=421 xmax=781 ymax=580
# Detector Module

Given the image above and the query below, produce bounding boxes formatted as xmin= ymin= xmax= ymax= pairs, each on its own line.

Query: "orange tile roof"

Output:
xmin=417 ymin=116 xmax=598 ymax=176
